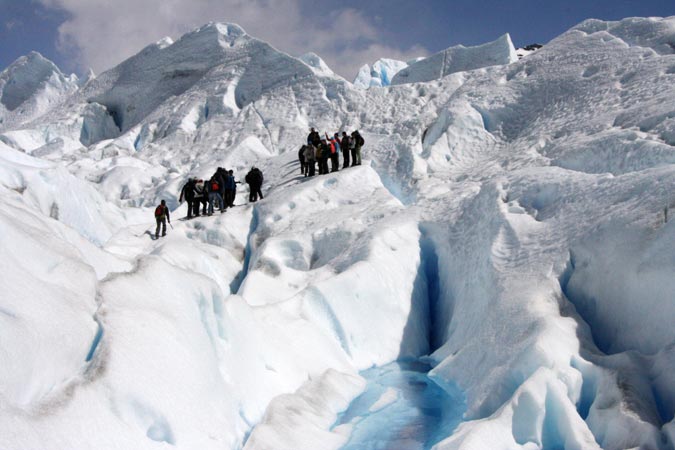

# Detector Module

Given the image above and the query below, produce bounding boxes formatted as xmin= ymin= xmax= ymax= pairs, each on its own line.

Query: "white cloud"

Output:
xmin=37 ymin=0 xmax=428 ymax=80
xmin=4 ymin=19 xmax=21 ymax=31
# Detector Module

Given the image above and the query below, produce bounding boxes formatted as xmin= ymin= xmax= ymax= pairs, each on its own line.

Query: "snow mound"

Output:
xmin=299 ymin=52 xmax=337 ymax=78
xmin=574 ymin=16 xmax=675 ymax=55
xmin=0 ymin=141 xmax=128 ymax=245
xmin=0 ymin=52 xmax=79 ymax=131
xmin=391 ymin=34 xmax=517 ymax=85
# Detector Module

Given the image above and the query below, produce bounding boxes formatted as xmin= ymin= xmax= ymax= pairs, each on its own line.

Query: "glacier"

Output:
xmin=0 ymin=15 xmax=675 ymax=450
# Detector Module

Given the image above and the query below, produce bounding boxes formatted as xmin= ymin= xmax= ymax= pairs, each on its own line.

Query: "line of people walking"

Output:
xmin=177 ymin=166 xmax=265 ymax=219
xmin=178 ymin=167 xmax=239 ymax=219
xmin=298 ymin=128 xmax=365 ymax=177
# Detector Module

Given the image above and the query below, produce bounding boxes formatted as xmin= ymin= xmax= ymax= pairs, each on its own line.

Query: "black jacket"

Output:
xmin=180 ymin=180 xmax=195 ymax=202
xmin=308 ymin=131 xmax=320 ymax=147
xmin=246 ymin=168 xmax=263 ymax=186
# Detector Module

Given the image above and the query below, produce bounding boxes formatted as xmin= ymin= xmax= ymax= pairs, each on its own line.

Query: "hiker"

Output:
xmin=307 ymin=127 xmax=321 ymax=147
xmin=179 ymin=177 xmax=196 ymax=219
xmin=319 ymin=139 xmax=330 ymax=175
xmin=299 ymin=145 xmax=307 ymax=175
xmin=245 ymin=167 xmax=264 ymax=202
xmin=215 ymin=167 xmax=228 ymax=204
xmin=207 ymin=176 xmax=224 ymax=215
xmin=224 ymin=170 xmax=236 ymax=207
xmin=351 ymin=130 xmax=364 ymax=166
xmin=316 ymin=139 xmax=330 ymax=175
xmin=341 ymin=132 xmax=351 ymax=169
xmin=193 ymin=179 xmax=207 ymax=217
xmin=304 ymin=144 xmax=316 ymax=177
xmin=315 ymin=144 xmax=323 ymax=175
xmin=154 ymin=200 xmax=171 ymax=238
xmin=328 ymin=133 xmax=341 ymax=172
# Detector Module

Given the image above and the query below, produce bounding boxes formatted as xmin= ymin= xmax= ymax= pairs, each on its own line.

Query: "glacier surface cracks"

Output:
xmin=2 ymin=15 xmax=675 ymax=450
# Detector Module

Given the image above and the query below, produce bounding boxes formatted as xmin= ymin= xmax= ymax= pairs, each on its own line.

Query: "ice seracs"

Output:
xmin=391 ymin=33 xmax=518 ymax=84
xmin=0 ymin=52 xmax=79 ymax=132
xmin=353 ymin=58 xmax=410 ymax=88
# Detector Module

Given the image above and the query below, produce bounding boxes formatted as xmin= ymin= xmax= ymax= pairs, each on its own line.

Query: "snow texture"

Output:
xmin=1 ymin=15 xmax=675 ymax=450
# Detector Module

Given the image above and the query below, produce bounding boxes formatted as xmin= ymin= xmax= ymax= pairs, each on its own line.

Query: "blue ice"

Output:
xmin=333 ymin=360 xmax=465 ymax=450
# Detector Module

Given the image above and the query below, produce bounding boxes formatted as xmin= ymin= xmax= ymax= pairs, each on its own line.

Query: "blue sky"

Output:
xmin=1 ymin=0 xmax=674 ymax=79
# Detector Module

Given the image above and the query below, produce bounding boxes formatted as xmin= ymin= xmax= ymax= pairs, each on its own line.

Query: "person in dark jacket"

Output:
xmin=307 ymin=128 xmax=321 ymax=147
xmin=299 ymin=145 xmax=307 ymax=175
xmin=319 ymin=139 xmax=330 ymax=175
xmin=224 ymin=170 xmax=236 ymax=207
xmin=351 ymin=130 xmax=364 ymax=166
xmin=245 ymin=167 xmax=264 ymax=202
xmin=341 ymin=132 xmax=351 ymax=169
xmin=179 ymin=177 xmax=196 ymax=219
xmin=215 ymin=167 xmax=228 ymax=205
xmin=193 ymin=179 xmax=207 ymax=216
xmin=154 ymin=200 xmax=170 ymax=238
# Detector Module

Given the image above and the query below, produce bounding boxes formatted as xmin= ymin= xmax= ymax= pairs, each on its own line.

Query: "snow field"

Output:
xmin=1 ymin=14 xmax=675 ymax=450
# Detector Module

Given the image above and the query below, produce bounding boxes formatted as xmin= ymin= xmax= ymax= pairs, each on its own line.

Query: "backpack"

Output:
xmin=154 ymin=205 xmax=165 ymax=218
xmin=357 ymin=134 xmax=365 ymax=146
xmin=211 ymin=180 xmax=220 ymax=191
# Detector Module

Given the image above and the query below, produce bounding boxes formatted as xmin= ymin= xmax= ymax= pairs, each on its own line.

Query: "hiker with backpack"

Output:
xmin=207 ymin=176 xmax=225 ymax=215
xmin=351 ymin=130 xmax=364 ymax=166
xmin=299 ymin=145 xmax=307 ymax=175
xmin=328 ymin=133 xmax=341 ymax=172
xmin=154 ymin=200 xmax=171 ymax=238
xmin=304 ymin=144 xmax=316 ymax=177
xmin=341 ymin=132 xmax=351 ymax=169
xmin=193 ymin=179 xmax=208 ymax=217
xmin=245 ymin=167 xmax=264 ymax=202
xmin=179 ymin=177 xmax=196 ymax=219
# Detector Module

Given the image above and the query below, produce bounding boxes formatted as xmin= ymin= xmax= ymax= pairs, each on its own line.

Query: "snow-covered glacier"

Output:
xmin=1 ymin=15 xmax=675 ymax=450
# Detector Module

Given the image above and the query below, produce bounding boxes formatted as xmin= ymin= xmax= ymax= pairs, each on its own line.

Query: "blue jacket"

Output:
xmin=225 ymin=174 xmax=236 ymax=190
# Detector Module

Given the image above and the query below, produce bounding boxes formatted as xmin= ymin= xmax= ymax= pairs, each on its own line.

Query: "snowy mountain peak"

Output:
xmin=391 ymin=33 xmax=517 ymax=84
xmin=0 ymin=51 xmax=79 ymax=131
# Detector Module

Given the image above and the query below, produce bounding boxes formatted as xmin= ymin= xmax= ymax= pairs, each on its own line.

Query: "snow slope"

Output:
xmin=1 ymin=15 xmax=675 ymax=450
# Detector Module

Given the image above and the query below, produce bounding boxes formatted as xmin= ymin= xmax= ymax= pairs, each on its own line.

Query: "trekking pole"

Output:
xmin=169 ymin=222 xmax=174 ymax=230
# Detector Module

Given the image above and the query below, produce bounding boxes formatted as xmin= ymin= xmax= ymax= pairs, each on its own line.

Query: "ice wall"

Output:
xmin=391 ymin=33 xmax=518 ymax=85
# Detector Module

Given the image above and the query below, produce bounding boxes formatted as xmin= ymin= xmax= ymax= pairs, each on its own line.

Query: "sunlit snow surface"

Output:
xmin=1 ymin=15 xmax=675 ymax=450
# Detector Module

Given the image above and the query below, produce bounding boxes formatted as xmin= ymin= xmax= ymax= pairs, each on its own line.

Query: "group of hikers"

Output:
xmin=153 ymin=127 xmax=366 ymax=239
xmin=298 ymin=128 xmax=365 ymax=177
xmin=153 ymin=166 xmax=264 ymax=239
